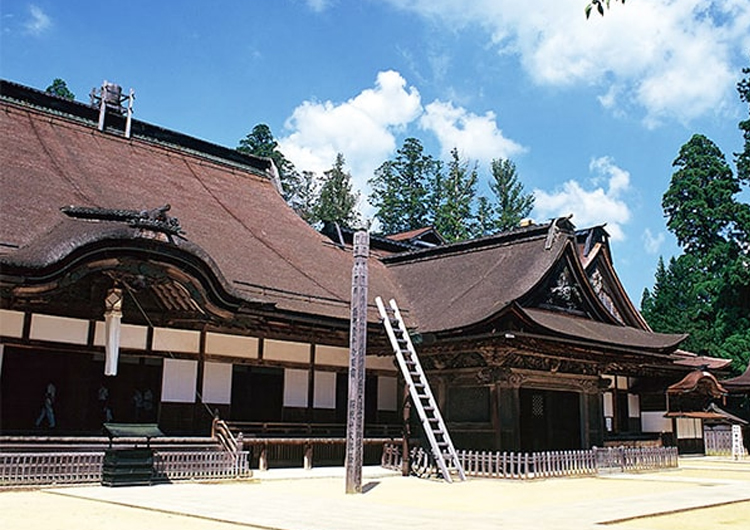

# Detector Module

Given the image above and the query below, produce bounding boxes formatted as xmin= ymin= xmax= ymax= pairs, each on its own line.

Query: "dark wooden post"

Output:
xmin=401 ymin=382 xmax=411 ymax=476
xmin=345 ymin=231 xmax=369 ymax=494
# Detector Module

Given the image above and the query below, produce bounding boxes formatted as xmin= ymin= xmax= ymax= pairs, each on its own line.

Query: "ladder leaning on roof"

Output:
xmin=375 ymin=296 xmax=466 ymax=483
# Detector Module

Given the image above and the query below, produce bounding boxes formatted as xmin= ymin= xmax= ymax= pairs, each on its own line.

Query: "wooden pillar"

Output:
xmin=496 ymin=382 xmax=521 ymax=451
xmin=585 ymin=389 xmax=604 ymax=448
xmin=345 ymin=231 xmax=369 ymax=494
xmin=401 ymin=382 xmax=411 ymax=476
xmin=259 ymin=444 xmax=268 ymax=471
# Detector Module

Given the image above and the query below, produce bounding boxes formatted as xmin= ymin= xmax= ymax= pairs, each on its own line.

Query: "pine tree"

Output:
xmin=314 ymin=154 xmax=360 ymax=228
xmin=432 ymin=148 xmax=478 ymax=242
xmin=237 ymin=124 xmax=316 ymax=222
xmin=663 ymin=134 xmax=740 ymax=254
xmin=369 ymin=138 xmax=435 ymax=234
xmin=643 ymin=69 xmax=750 ymax=371
xmin=45 ymin=78 xmax=75 ymax=100
xmin=489 ymin=158 xmax=534 ymax=232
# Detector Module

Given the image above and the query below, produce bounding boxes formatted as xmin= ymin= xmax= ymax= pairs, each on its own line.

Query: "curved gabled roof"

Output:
xmin=384 ymin=219 xmax=687 ymax=354
xmin=383 ymin=222 xmax=570 ymax=333
xmin=575 ymin=226 xmax=651 ymax=330
xmin=722 ymin=363 xmax=750 ymax=392
xmin=0 ymin=84 xmax=404 ymax=323
xmin=519 ymin=307 xmax=687 ymax=351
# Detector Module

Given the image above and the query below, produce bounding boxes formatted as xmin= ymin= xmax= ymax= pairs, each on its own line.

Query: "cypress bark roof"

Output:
xmin=0 ymin=80 xmax=689 ymax=355
xmin=0 ymin=81 xmax=403 ymax=322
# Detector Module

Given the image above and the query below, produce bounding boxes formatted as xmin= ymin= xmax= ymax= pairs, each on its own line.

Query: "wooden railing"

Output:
xmin=382 ymin=443 xmax=678 ymax=480
xmin=704 ymin=429 xmax=733 ymax=456
xmin=212 ymin=417 xmax=242 ymax=454
xmin=154 ymin=450 xmax=250 ymax=481
xmin=225 ymin=421 xmax=401 ymax=438
xmin=1 ymin=452 xmax=103 ymax=486
xmin=0 ymin=450 xmax=251 ymax=487
xmin=244 ymin=437 xmax=398 ymax=471
xmin=594 ymin=445 xmax=679 ymax=473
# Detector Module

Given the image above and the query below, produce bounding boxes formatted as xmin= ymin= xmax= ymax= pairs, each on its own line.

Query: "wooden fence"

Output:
xmin=594 ymin=445 xmax=679 ymax=473
xmin=382 ymin=443 xmax=678 ymax=480
xmin=704 ymin=429 xmax=733 ymax=456
xmin=0 ymin=450 xmax=251 ymax=487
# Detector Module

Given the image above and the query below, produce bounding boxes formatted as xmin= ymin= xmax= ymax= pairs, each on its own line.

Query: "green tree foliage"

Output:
xmin=314 ymin=153 xmax=361 ymax=228
xmin=369 ymin=137 xmax=435 ymax=234
xmin=737 ymin=67 xmax=750 ymax=187
xmin=432 ymin=149 xmax=479 ymax=242
xmin=585 ymin=0 xmax=624 ymax=19
xmin=663 ymin=134 xmax=742 ymax=254
xmin=237 ymin=124 xmax=315 ymax=221
xmin=474 ymin=196 xmax=497 ymax=237
xmin=371 ymin=138 xmax=535 ymax=240
xmin=45 ymin=78 xmax=75 ymax=100
xmin=642 ymin=68 xmax=750 ymax=372
xmin=295 ymin=170 xmax=320 ymax=226
xmin=488 ymin=158 xmax=535 ymax=232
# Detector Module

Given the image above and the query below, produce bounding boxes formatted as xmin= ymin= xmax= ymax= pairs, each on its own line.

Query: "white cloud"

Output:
xmin=280 ymin=70 xmax=526 ymax=219
xmin=303 ymin=0 xmax=334 ymax=12
xmin=24 ymin=5 xmax=51 ymax=35
xmin=279 ymin=70 xmax=422 ymax=196
xmin=533 ymin=156 xmax=631 ymax=240
xmin=382 ymin=0 xmax=750 ymax=125
xmin=642 ymin=228 xmax=666 ymax=255
xmin=420 ymin=100 xmax=526 ymax=163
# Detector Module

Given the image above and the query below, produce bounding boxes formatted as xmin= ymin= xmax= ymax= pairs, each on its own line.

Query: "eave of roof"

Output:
xmin=0 ymin=79 xmax=273 ymax=176
xmin=667 ymin=370 xmax=727 ymax=396
xmin=0 ymin=82 xmax=407 ymax=325
xmin=519 ymin=307 xmax=687 ymax=352
xmin=384 ymin=225 xmax=566 ymax=333
xmin=722 ymin=363 xmax=750 ymax=391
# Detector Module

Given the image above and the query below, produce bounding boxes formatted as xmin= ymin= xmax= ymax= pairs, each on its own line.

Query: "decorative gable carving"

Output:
xmin=534 ymin=264 xmax=587 ymax=315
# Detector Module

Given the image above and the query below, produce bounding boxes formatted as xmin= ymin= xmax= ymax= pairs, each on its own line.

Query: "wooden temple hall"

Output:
xmin=0 ymin=80 xmax=732 ymax=456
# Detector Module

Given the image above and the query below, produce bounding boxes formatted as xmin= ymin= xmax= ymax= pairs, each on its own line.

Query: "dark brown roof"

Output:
xmin=672 ymin=350 xmax=732 ymax=370
xmin=384 ymin=225 xmax=565 ymax=333
xmin=387 ymin=227 xmax=445 ymax=246
xmin=722 ymin=363 xmax=750 ymax=392
xmin=0 ymin=85 xmax=404 ymax=322
xmin=667 ymin=370 xmax=727 ymax=397
xmin=520 ymin=308 xmax=687 ymax=351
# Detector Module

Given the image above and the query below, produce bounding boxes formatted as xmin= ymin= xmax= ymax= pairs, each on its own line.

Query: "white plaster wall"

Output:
xmin=0 ymin=309 xmax=24 ymax=338
xmin=30 ymin=314 xmax=89 ymax=345
xmin=94 ymin=322 xmax=148 ymax=350
xmin=313 ymin=371 xmax=336 ymax=409
xmin=377 ymin=376 xmax=398 ymax=411
xmin=153 ymin=327 xmax=200 ymax=353
xmin=206 ymin=332 xmax=258 ymax=358
xmin=161 ymin=358 xmax=198 ymax=403
xmin=265 ymin=339 xmax=310 ymax=363
xmin=284 ymin=368 xmax=309 ymax=407
xmin=202 ymin=362 xmax=232 ymax=405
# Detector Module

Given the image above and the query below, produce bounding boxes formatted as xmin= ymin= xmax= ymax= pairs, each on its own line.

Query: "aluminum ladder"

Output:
xmin=375 ymin=296 xmax=466 ymax=482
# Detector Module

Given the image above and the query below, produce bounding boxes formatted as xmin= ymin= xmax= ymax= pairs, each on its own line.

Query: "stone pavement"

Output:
xmin=2 ymin=458 xmax=749 ymax=530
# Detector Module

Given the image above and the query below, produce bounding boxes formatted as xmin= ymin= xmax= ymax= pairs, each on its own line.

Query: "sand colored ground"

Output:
xmin=1 ymin=457 xmax=748 ymax=529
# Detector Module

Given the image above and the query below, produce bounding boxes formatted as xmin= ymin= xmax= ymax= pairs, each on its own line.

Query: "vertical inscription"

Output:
xmin=345 ymin=231 xmax=369 ymax=494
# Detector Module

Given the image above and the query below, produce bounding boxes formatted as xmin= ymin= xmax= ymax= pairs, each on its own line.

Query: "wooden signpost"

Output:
xmin=345 ymin=231 xmax=369 ymax=494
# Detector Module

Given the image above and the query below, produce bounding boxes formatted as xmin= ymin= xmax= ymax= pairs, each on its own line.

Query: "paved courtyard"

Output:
xmin=1 ymin=458 xmax=749 ymax=529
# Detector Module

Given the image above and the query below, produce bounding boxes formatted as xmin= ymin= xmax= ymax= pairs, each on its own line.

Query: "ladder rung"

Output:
xmin=377 ymin=296 xmax=465 ymax=482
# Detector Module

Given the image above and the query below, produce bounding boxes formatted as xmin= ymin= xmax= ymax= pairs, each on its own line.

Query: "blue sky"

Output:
xmin=2 ymin=0 xmax=749 ymax=304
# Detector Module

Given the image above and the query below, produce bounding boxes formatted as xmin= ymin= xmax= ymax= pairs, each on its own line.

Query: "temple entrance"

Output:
xmin=230 ymin=365 xmax=283 ymax=422
xmin=0 ymin=346 xmax=162 ymax=434
xmin=520 ymin=388 xmax=582 ymax=451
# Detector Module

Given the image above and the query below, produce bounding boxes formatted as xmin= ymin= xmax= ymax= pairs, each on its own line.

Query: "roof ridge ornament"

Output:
xmin=61 ymin=204 xmax=185 ymax=241
xmin=90 ymin=80 xmax=135 ymax=138
xmin=545 ymin=214 xmax=573 ymax=250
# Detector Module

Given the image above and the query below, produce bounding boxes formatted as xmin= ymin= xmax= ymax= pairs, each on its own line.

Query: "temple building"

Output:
xmin=0 ymin=80 xmax=726 ymax=453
